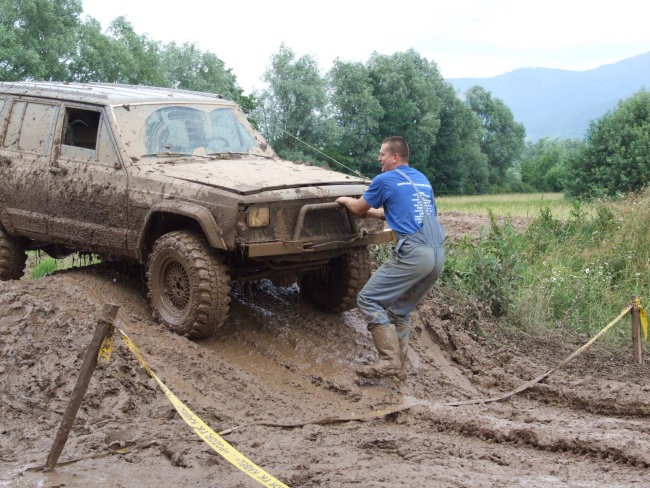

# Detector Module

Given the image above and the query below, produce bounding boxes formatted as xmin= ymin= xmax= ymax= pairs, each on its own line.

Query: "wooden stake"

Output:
xmin=45 ymin=304 xmax=119 ymax=471
xmin=630 ymin=296 xmax=643 ymax=366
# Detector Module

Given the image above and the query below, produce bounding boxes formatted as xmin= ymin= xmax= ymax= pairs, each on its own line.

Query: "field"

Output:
xmin=438 ymin=192 xmax=580 ymax=219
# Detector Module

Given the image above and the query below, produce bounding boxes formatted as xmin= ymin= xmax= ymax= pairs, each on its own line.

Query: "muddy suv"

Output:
xmin=0 ymin=82 xmax=390 ymax=337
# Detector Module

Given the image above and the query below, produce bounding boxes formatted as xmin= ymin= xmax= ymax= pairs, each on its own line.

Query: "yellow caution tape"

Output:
xmin=97 ymin=335 xmax=113 ymax=364
xmin=118 ymin=330 xmax=290 ymax=488
xmin=640 ymin=307 xmax=648 ymax=341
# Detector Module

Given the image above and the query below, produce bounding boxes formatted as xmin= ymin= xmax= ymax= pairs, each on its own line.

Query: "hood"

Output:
xmin=143 ymin=157 xmax=368 ymax=195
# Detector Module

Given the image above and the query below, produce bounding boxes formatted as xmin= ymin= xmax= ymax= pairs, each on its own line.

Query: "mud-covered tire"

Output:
xmin=0 ymin=226 xmax=27 ymax=281
xmin=299 ymin=246 xmax=371 ymax=313
xmin=147 ymin=231 xmax=230 ymax=339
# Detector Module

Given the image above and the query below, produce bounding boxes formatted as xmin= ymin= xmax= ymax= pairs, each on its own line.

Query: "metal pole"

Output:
xmin=45 ymin=304 xmax=119 ymax=471
xmin=630 ymin=296 xmax=643 ymax=366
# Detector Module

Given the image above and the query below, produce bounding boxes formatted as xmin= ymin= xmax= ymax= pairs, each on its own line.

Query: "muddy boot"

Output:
xmin=357 ymin=324 xmax=401 ymax=378
xmin=396 ymin=325 xmax=410 ymax=379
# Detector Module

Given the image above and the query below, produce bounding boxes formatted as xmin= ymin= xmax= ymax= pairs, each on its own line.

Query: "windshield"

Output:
xmin=111 ymin=103 xmax=274 ymax=162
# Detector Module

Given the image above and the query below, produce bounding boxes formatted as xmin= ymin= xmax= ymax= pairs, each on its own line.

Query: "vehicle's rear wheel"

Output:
xmin=299 ymin=246 xmax=371 ymax=313
xmin=0 ymin=226 xmax=27 ymax=281
xmin=147 ymin=231 xmax=230 ymax=339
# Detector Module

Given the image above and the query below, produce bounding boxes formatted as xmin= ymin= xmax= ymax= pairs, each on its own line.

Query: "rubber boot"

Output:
xmin=357 ymin=324 xmax=402 ymax=378
xmin=396 ymin=325 xmax=410 ymax=379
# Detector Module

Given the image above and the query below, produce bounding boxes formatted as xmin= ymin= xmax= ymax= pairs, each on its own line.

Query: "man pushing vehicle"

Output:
xmin=337 ymin=136 xmax=446 ymax=378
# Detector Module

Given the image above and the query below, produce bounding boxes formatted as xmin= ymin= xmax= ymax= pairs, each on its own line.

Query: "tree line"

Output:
xmin=2 ymin=0 xmax=648 ymax=198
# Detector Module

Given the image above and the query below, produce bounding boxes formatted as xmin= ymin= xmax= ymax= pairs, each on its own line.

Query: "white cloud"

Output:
xmin=81 ymin=0 xmax=650 ymax=93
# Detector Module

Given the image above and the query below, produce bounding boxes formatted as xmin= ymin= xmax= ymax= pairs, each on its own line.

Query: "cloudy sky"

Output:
xmin=82 ymin=0 xmax=650 ymax=94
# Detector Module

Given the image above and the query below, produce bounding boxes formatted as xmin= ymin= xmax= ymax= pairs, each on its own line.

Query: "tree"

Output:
xmin=365 ymin=50 xmax=442 ymax=176
xmin=518 ymin=138 xmax=580 ymax=192
xmin=327 ymin=59 xmax=383 ymax=171
xmin=465 ymin=86 xmax=526 ymax=188
xmin=253 ymin=45 xmax=327 ymax=161
xmin=430 ymin=87 xmax=488 ymax=195
xmin=566 ymin=90 xmax=650 ymax=198
xmin=0 ymin=0 xmax=82 ymax=81
xmin=159 ymin=43 xmax=242 ymax=101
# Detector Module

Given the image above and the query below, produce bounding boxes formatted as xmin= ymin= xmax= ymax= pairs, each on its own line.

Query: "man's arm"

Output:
xmin=336 ymin=196 xmax=384 ymax=220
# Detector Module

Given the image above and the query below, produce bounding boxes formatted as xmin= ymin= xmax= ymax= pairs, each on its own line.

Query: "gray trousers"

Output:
xmin=357 ymin=239 xmax=444 ymax=329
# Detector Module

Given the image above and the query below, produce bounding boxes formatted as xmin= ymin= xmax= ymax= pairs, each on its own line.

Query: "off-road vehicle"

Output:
xmin=0 ymin=82 xmax=390 ymax=338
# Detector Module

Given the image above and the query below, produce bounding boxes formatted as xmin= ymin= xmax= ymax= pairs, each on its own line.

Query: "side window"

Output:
xmin=3 ymin=100 xmax=58 ymax=155
xmin=60 ymin=107 xmax=101 ymax=161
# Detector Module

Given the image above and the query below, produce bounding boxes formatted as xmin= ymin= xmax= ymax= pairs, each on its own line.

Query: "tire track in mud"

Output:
xmin=2 ymin=265 xmax=649 ymax=487
xmin=405 ymin=314 xmax=650 ymax=469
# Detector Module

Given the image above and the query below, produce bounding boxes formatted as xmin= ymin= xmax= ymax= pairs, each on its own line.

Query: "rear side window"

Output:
xmin=3 ymin=100 xmax=58 ymax=155
xmin=60 ymin=107 xmax=120 ymax=166
xmin=62 ymin=107 xmax=100 ymax=150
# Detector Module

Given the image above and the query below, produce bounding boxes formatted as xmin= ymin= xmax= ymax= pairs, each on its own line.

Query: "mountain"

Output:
xmin=448 ymin=51 xmax=650 ymax=141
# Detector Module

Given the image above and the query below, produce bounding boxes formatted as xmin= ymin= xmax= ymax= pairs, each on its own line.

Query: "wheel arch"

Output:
xmin=138 ymin=201 xmax=227 ymax=260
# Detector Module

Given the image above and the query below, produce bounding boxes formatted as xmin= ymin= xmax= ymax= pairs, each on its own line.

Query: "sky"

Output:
xmin=81 ymin=0 xmax=650 ymax=94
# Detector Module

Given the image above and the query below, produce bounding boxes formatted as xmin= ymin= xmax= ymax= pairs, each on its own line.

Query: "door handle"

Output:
xmin=0 ymin=157 xmax=11 ymax=166
xmin=49 ymin=166 xmax=68 ymax=175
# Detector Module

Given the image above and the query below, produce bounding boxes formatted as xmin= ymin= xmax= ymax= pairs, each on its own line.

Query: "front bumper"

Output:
xmin=245 ymin=229 xmax=393 ymax=257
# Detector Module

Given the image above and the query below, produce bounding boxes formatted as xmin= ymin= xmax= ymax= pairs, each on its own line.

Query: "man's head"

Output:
xmin=377 ymin=136 xmax=409 ymax=172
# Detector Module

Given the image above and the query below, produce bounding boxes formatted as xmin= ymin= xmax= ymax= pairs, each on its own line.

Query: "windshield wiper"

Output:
xmin=207 ymin=152 xmax=273 ymax=159
xmin=142 ymin=152 xmax=194 ymax=158
xmin=142 ymin=152 xmax=219 ymax=160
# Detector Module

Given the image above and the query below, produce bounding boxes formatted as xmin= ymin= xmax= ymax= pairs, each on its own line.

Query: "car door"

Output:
xmin=47 ymin=104 xmax=129 ymax=256
xmin=0 ymin=96 xmax=57 ymax=239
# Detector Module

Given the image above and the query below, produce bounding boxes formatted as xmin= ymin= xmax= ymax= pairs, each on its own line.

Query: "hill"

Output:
xmin=449 ymin=51 xmax=650 ymax=140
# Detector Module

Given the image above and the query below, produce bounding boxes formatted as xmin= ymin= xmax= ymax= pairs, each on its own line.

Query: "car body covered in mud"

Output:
xmin=0 ymin=82 xmax=390 ymax=338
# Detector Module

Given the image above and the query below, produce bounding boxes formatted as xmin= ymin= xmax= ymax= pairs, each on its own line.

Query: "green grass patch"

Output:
xmin=441 ymin=190 xmax=650 ymax=346
xmin=28 ymin=252 xmax=100 ymax=278
xmin=30 ymin=256 xmax=59 ymax=278
xmin=437 ymin=192 xmax=588 ymax=219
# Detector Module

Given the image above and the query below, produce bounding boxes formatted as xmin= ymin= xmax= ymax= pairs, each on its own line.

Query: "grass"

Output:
xmin=440 ymin=190 xmax=650 ymax=348
xmin=28 ymin=252 xmax=100 ymax=278
xmin=437 ymin=192 xmax=588 ymax=219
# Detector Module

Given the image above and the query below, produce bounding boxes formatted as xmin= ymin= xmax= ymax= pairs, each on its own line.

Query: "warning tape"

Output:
xmin=111 ymin=301 xmax=644 ymax=482
xmin=118 ymin=330 xmax=290 ymax=488
xmin=218 ymin=303 xmax=644 ymax=435
xmin=636 ymin=299 xmax=648 ymax=341
xmin=97 ymin=334 xmax=113 ymax=365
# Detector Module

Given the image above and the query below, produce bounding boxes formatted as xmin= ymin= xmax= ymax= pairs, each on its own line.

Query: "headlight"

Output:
xmin=246 ymin=206 xmax=270 ymax=227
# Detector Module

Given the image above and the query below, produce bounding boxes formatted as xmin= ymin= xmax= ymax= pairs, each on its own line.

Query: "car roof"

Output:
xmin=0 ymin=82 xmax=234 ymax=106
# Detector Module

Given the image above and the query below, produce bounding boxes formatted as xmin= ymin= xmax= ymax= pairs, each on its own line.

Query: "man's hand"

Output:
xmin=336 ymin=196 xmax=382 ymax=219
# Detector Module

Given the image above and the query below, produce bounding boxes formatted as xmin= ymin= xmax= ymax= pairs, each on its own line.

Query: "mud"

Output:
xmin=1 ymin=213 xmax=649 ymax=488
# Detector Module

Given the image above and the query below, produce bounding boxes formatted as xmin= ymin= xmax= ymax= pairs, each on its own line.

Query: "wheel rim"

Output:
xmin=155 ymin=252 xmax=193 ymax=322
xmin=163 ymin=261 xmax=191 ymax=311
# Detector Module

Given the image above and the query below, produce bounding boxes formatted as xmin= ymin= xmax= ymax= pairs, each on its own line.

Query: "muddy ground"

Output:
xmin=1 ymin=212 xmax=648 ymax=488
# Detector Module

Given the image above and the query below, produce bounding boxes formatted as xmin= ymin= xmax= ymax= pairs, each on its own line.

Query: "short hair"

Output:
xmin=382 ymin=136 xmax=409 ymax=162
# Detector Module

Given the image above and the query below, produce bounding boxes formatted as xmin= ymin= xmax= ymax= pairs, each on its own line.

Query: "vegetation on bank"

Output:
xmin=441 ymin=189 xmax=650 ymax=345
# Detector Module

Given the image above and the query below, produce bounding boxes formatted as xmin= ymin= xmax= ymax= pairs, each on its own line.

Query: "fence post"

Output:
xmin=45 ymin=303 xmax=119 ymax=471
xmin=630 ymin=296 xmax=644 ymax=366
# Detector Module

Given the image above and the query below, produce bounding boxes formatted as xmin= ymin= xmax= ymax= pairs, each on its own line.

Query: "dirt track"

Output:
xmin=1 ymin=213 xmax=648 ymax=487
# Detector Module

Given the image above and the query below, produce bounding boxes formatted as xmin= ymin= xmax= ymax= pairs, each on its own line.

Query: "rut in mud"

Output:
xmin=1 ymin=213 xmax=649 ymax=488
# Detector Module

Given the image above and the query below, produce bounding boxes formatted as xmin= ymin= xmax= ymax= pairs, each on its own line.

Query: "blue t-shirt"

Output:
xmin=363 ymin=165 xmax=437 ymax=235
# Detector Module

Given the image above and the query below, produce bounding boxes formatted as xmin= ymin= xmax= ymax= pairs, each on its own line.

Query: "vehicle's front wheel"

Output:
xmin=147 ymin=231 xmax=230 ymax=339
xmin=299 ymin=246 xmax=371 ymax=313
xmin=0 ymin=226 xmax=27 ymax=281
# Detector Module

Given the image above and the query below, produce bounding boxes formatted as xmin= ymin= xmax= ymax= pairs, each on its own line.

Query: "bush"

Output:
xmin=442 ymin=211 xmax=526 ymax=316
xmin=443 ymin=190 xmax=650 ymax=344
